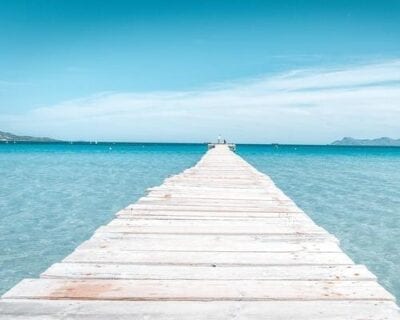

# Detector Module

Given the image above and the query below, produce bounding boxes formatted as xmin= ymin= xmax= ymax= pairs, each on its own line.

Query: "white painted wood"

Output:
xmin=42 ymin=263 xmax=376 ymax=281
xmin=126 ymin=204 xmax=303 ymax=213
xmin=3 ymin=278 xmax=395 ymax=301
xmin=93 ymin=231 xmax=339 ymax=242
xmin=117 ymin=209 xmax=305 ymax=218
xmin=114 ymin=214 xmax=312 ymax=222
xmin=149 ymin=187 xmax=284 ymax=191
xmin=77 ymin=237 xmax=341 ymax=252
xmin=1 ymin=300 xmax=399 ymax=320
xmin=148 ymin=186 xmax=279 ymax=193
xmin=99 ymin=218 xmax=326 ymax=235
xmin=140 ymin=196 xmax=292 ymax=203
xmin=107 ymin=217 xmax=317 ymax=227
xmin=95 ymin=225 xmax=327 ymax=236
xmin=64 ymin=250 xmax=354 ymax=266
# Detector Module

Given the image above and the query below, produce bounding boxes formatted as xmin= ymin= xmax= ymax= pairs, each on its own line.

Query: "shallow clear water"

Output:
xmin=0 ymin=143 xmax=399 ymax=302
xmin=0 ymin=143 xmax=205 ymax=294
xmin=239 ymin=145 xmax=400 ymax=300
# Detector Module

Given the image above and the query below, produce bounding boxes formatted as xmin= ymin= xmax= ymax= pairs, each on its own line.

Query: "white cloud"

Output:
xmin=2 ymin=59 xmax=400 ymax=143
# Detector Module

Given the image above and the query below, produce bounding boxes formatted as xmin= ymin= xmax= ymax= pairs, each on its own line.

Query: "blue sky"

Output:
xmin=1 ymin=0 xmax=400 ymax=143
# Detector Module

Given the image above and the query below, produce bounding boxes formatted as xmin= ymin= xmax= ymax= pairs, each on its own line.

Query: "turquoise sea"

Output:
xmin=0 ymin=143 xmax=399 ymax=301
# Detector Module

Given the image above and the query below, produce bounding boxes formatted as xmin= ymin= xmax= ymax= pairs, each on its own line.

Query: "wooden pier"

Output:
xmin=208 ymin=142 xmax=236 ymax=151
xmin=1 ymin=144 xmax=399 ymax=319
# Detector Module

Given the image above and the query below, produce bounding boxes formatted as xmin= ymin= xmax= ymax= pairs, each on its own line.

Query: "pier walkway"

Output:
xmin=1 ymin=145 xmax=399 ymax=319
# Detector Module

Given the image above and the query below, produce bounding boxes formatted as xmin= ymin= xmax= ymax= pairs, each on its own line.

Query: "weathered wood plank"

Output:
xmin=42 ymin=263 xmax=375 ymax=281
xmin=117 ymin=209 xmax=305 ymax=218
xmin=138 ymin=197 xmax=292 ymax=204
xmin=114 ymin=214 xmax=312 ymax=222
xmin=107 ymin=217 xmax=317 ymax=227
xmin=126 ymin=204 xmax=303 ymax=213
xmin=147 ymin=186 xmax=279 ymax=193
xmin=98 ymin=217 xmax=326 ymax=235
xmin=1 ymin=300 xmax=399 ymax=320
xmin=95 ymin=226 xmax=326 ymax=236
xmin=3 ymin=279 xmax=395 ymax=301
xmin=64 ymin=250 xmax=353 ymax=266
xmin=147 ymin=192 xmax=284 ymax=198
xmin=134 ymin=199 xmax=298 ymax=207
xmin=93 ymin=231 xmax=338 ymax=242
xmin=77 ymin=237 xmax=341 ymax=252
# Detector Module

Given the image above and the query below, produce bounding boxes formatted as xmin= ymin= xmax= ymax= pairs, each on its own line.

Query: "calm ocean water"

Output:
xmin=0 ymin=143 xmax=399 ymax=301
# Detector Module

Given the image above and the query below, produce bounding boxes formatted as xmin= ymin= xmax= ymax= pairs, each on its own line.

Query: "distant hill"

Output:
xmin=332 ymin=137 xmax=400 ymax=146
xmin=0 ymin=130 xmax=59 ymax=142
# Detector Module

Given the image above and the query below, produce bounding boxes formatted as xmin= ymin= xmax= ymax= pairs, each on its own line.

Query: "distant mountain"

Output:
xmin=332 ymin=137 xmax=400 ymax=146
xmin=0 ymin=130 xmax=59 ymax=142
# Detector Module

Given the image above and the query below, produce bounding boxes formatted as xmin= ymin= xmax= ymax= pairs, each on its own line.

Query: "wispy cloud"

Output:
xmin=2 ymin=60 xmax=400 ymax=143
